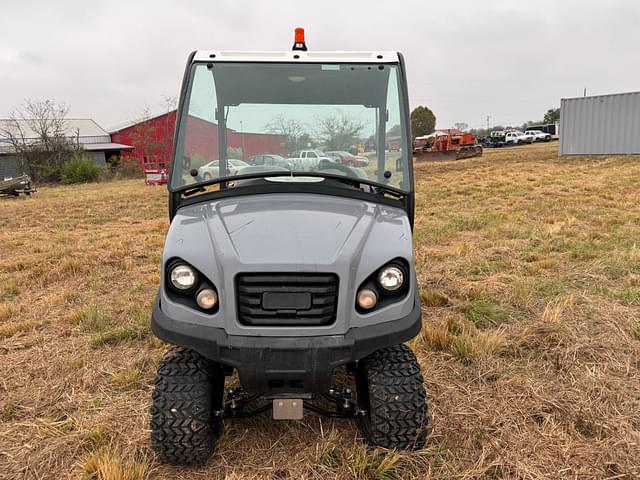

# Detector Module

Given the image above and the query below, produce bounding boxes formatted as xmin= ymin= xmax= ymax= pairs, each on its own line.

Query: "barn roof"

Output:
xmin=108 ymin=110 xmax=175 ymax=134
xmin=0 ymin=118 xmax=132 ymax=154
xmin=0 ymin=118 xmax=110 ymax=139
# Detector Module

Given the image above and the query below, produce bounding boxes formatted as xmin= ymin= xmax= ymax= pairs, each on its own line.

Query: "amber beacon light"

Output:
xmin=292 ymin=27 xmax=307 ymax=51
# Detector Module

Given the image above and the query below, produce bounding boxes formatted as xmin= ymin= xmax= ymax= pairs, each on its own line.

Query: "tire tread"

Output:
xmin=150 ymin=347 xmax=222 ymax=464
xmin=360 ymin=344 xmax=428 ymax=450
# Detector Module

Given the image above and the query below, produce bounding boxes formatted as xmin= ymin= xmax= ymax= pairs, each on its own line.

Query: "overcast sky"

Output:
xmin=1 ymin=0 xmax=639 ymax=131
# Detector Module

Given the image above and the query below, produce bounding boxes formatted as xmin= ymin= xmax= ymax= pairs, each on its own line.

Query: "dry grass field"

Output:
xmin=1 ymin=142 xmax=639 ymax=479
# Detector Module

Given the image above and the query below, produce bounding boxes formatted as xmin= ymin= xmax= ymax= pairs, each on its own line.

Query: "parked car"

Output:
xmin=525 ymin=130 xmax=552 ymax=142
xmin=325 ymin=151 xmax=369 ymax=167
xmin=482 ymin=136 xmax=505 ymax=148
xmin=248 ymin=154 xmax=293 ymax=170
xmin=519 ymin=131 xmax=535 ymax=144
xmin=198 ymin=159 xmax=249 ymax=179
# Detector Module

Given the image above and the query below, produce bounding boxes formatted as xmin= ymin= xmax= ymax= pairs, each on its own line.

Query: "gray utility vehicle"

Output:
xmin=150 ymin=31 xmax=428 ymax=464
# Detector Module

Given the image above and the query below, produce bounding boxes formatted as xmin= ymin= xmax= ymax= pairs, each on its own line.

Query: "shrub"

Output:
xmin=227 ymin=146 xmax=244 ymax=159
xmin=61 ymin=154 xmax=102 ymax=183
xmin=106 ymin=155 xmax=143 ymax=179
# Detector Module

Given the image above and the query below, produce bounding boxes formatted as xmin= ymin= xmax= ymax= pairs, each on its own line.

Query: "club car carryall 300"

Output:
xmin=150 ymin=30 xmax=428 ymax=464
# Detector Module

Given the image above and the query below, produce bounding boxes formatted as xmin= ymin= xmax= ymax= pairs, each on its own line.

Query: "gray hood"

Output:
xmin=161 ymin=193 xmax=415 ymax=336
xmin=214 ymin=195 xmax=369 ymax=265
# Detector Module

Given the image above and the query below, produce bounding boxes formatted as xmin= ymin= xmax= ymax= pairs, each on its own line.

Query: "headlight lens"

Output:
xmin=196 ymin=288 xmax=218 ymax=309
xmin=357 ymin=288 xmax=378 ymax=310
xmin=377 ymin=265 xmax=405 ymax=292
xmin=169 ymin=264 xmax=198 ymax=290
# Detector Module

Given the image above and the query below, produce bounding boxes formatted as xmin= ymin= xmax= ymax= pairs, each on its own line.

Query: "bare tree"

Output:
xmin=265 ymin=115 xmax=308 ymax=153
xmin=127 ymin=107 xmax=163 ymax=167
xmin=125 ymin=96 xmax=179 ymax=169
xmin=161 ymin=95 xmax=178 ymax=112
xmin=0 ymin=99 xmax=75 ymax=182
xmin=160 ymin=95 xmax=178 ymax=164
xmin=315 ymin=112 xmax=364 ymax=151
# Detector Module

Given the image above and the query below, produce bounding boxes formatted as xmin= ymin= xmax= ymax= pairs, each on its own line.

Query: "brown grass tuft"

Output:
xmin=1 ymin=280 xmax=20 ymax=300
xmin=349 ymin=443 xmax=405 ymax=480
xmin=109 ymin=367 xmax=142 ymax=390
xmin=81 ymin=445 xmax=150 ymax=480
xmin=417 ymin=315 xmax=506 ymax=362
xmin=420 ymin=289 xmax=450 ymax=307
xmin=0 ymin=320 xmax=35 ymax=339
xmin=0 ymin=302 xmax=15 ymax=322
xmin=632 ymin=321 xmax=640 ymax=341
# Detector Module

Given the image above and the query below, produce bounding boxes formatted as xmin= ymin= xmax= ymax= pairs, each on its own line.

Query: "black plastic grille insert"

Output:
xmin=236 ymin=273 xmax=338 ymax=326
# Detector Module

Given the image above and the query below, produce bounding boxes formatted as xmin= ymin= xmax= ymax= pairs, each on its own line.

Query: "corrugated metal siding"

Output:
xmin=77 ymin=135 xmax=112 ymax=145
xmin=0 ymin=156 xmax=23 ymax=179
xmin=559 ymin=91 xmax=640 ymax=155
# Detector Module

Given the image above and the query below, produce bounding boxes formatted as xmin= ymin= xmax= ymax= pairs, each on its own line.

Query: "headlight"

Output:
xmin=377 ymin=265 xmax=405 ymax=292
xmin=169 ymin=264 xmax=198 ymax=290
xmin=196 ymin=288 xmax=218 ymax=309
xmin=357 ymin=288 xmax=378 ymax=310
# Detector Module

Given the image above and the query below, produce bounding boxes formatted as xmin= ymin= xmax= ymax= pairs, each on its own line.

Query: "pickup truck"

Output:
xmin=524 ymin=130 xmax=552 ymax=142
xmin=287 ymin=150 xmax=331 ymax=171
xmin=505 ymin=131 xmax=534 ymax=145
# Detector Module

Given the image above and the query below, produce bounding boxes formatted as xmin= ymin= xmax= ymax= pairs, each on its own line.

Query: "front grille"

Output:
xmin=236 ymin=273 xmax=338 ymax=326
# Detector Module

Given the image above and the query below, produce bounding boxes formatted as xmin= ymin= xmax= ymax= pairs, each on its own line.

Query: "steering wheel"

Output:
xmin=317 ymin=161 xmax=354 ymax=176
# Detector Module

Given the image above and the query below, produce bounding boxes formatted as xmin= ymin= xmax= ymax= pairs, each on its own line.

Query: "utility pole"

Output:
xmin=486 ymin=115 xmax=490 ymax=134
xmin=240 ymin=120 xmax=246 ymax=159
xmin=584 ymin=87 xmax=587 ymax=97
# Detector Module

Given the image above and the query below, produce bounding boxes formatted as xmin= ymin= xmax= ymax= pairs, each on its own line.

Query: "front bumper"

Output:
xmin=151 ymin=292 xmax=422 ymax=394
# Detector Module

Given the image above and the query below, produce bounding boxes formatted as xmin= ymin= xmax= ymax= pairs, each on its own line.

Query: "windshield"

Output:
xmin=170 ymin=62 xmax=410 ymax=192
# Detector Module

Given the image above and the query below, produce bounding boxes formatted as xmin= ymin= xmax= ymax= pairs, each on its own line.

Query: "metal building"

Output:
xmin=0 ymin=118 xmax=132 ymax=164
xmin=559 ymin=91 xmax=640 ymax=155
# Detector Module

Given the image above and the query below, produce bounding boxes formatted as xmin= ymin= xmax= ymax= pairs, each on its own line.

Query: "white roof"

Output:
xmin=193 ymin=50 xmax=400 ymax=63
xmin=0 ymin=118 xmax=109 ymax=140
xmin=0 ymin=118 xmax=132 ymax=153
xmin=83 ymin=142 xmax=133 ymax=151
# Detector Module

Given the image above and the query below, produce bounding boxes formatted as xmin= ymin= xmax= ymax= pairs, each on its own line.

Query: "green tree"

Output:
xmin=543 ymin=108 xmax=560 ymax=124
xmin=410 ymin=106 xmax=436 ymax=137
xmin=386 ymin=124 xmax=401 ymax=137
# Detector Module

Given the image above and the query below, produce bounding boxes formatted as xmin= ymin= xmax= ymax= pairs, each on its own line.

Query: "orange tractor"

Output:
xmin=413 ymin=130 xmax=483 ymax=161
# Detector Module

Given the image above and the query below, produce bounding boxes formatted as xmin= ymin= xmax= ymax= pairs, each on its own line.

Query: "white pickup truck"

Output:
xmin=505 ymin=131 xmax=534 ymax=145
xmin=287 ymin=149 xmax=331 ymax=171
xmin=524 ymin=130 xmax=552 ymax=142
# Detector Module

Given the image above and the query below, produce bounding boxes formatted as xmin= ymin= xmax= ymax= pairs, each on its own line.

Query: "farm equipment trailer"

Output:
xmin=0 ymin=175 xmax=35 ymax=197
xmin=413 ymin=131 xmax=483 ymax=161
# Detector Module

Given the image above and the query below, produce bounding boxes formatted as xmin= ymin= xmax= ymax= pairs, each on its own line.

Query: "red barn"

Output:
xmin=109 ymin=110 xmax=286 ymax=170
